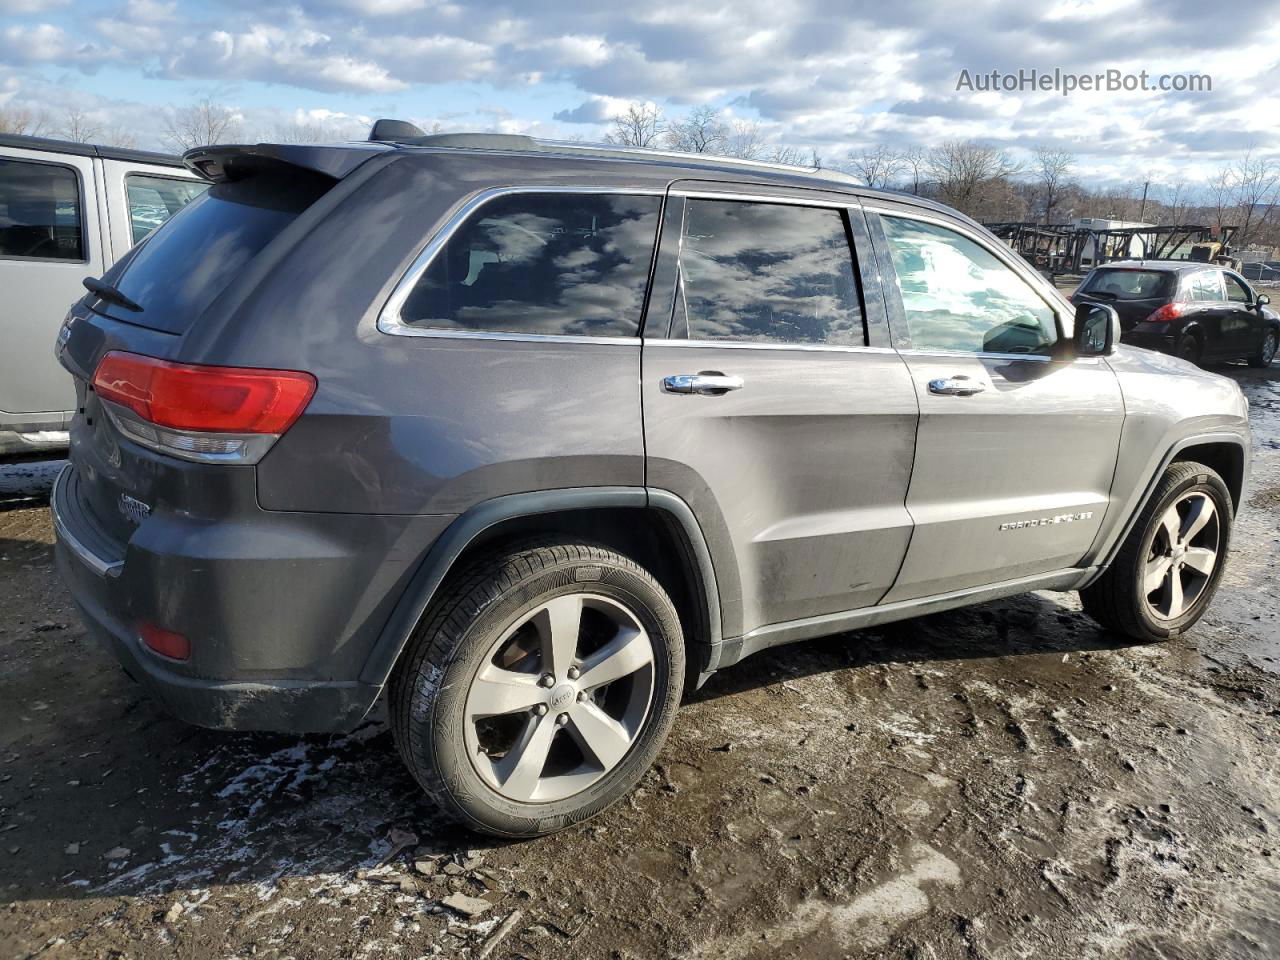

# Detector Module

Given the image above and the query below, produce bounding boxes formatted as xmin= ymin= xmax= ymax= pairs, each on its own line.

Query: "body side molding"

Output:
xmin=359 ymin=486 xmax=726 ymax=687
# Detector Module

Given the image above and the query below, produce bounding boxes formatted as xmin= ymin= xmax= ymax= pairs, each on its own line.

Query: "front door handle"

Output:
xmin=927 ymin=375 xmax=985 ymax=396
xmin=663 ymin=373 xmax=744 ymax=396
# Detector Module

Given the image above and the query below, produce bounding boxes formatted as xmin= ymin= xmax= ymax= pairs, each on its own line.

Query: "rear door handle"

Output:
xmin=927 ymin=375 xmax=985 ymax=396
xmin=662 ymin=373 xmax=744 ymax=396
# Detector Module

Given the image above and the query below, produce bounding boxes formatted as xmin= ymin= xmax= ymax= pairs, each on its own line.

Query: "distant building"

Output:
xmin=1072 ymin=218 xmax=1155 ymax=266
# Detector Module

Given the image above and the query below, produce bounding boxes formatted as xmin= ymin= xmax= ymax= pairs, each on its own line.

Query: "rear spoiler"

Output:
xmin=182 ymin=142 xmax=391 ymax=183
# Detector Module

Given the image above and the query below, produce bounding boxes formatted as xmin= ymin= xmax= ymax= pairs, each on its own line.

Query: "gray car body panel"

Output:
xmin=50 ymin=141 xmax=1253 ymax=733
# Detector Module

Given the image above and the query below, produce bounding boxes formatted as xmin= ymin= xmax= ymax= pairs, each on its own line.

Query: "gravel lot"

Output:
xmin=1 ymin=363 xmax=1278 ymax=960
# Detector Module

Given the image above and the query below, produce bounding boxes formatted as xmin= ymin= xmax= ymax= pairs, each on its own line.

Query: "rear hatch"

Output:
xmin=57 ymin=143 xmax=384 ymax=551
xmin=1072 ymin=267 xmax=1177 ymax=331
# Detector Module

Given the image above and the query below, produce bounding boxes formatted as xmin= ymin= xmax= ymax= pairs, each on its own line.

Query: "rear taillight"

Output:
xmin=91 ymin=352 xmax=315 ymax=464
xmin=1143 ymin=302 xmax=1186 ymax=325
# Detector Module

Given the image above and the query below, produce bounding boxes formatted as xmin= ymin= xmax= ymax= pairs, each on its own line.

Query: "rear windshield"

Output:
xmin=94 ymin=172 xmax=331 ymax=333
xmin=1080 ymin=269 xmax=1175 ymax=301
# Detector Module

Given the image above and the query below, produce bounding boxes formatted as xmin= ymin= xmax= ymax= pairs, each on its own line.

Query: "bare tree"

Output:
xmin=101 ymin=127 xmax=138 ymax=149
xmin=1161 ymin=179 xmax=1190 ymax=224
xmin=0 ymin=106 xmax=50 ymax=136
xmin=927 ymin=140 xmax=1020 ymax=216
xmin=1208 ymin=166 xmax=1236 ymax=234
xmin=900 ymin=147 xmax=927 ymax=195
xmin=163 ymin=99 xmax=243 ymax=151
xmin=765 ymin=144 xmax=808 ymax=166
xmin=57 ymin=107 xmax=101 ymax=144
xmin=1033 ymin=146 xmax=1074 ymax=224
xmin=664 ymin=105 xmax=725 ymax=154
xmin=722 ymin=119 xmax=766 ymax=160
xmin=846 ymin=145 xmax=904 ymax=188
xmin=1229 ymin=149 xmax=1279 ymax=246
xmin=603 ymin=103 xmax=664 ymax=148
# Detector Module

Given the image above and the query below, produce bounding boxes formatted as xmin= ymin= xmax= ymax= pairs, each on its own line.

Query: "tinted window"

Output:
xmin=1189 ymin=271 xmax=1225 ymax=302
xmin=0 ymin=158 xmax=84 ymax=261
xmin=401 ymin=193 xmax=660 ymax=337
xmin=881 ymin=215 xmax=1057 ymax=355
xmin=1081 ymin=269 xmax=1175 ymax=300
xmin=1224 ymin=273 xmax=1252 ymax=303
xmin=95 ymin=172 xmax=330 ymax=333
xmin=125 ymin=174 xmax=209 ymax=244
xmin=678 ymin=199 xmax=862 ymax=346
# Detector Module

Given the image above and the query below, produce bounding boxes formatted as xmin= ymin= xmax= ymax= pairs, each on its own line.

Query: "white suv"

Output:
xmin=0 ymin=133 xmax=207 ymax=456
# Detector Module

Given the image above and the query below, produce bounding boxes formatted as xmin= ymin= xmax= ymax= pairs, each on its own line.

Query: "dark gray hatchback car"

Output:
xmin=54 ymin=130 xmax=1251 ymax=836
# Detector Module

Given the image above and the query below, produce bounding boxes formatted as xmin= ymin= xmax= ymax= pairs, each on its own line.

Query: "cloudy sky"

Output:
xmin=3 ymin=0 xmax=1279 ymax=186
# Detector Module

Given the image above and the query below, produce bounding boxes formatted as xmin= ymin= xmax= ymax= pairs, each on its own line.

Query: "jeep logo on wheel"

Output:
xmin=550 ymin=685 xmax=575 ymax=709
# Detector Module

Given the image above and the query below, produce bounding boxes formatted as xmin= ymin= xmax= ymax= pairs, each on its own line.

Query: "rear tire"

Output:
xmin=389 ymin=539 xmax=685 ymax=838
xmin=1248 ymin=327 xmax=1277 ymax=368
xmin=1080 ymin=461 xmax=1232 ymax=642
xmin=1176 ymin=332 xmax=1203 ymax=365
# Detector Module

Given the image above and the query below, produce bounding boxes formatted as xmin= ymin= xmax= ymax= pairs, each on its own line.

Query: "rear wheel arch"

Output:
xmin=362 ymin=488 xmax=725 ymax=690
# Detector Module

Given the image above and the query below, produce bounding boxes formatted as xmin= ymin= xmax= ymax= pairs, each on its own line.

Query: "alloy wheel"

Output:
xmin=1142 ymin=491 xmax=1220 ymax=620
xmin=1263 ymin=331 xmax=1278 ymax=365
xmin=463 ymin=593 xmax=656 ymax=803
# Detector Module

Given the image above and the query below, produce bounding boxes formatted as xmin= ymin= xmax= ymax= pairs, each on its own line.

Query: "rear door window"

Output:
xmin=0 ymin=158 xmax=84 ymax=261
xmin=1189 ymin=271 xmax=1226 ymax=302
xmin=94 ymin=172 xmax=330 ymax=333
xmin=676 ymin=198 xmax=864 ymax=346
xmin=125 ymin=174 xmax=209 ymax=243
xmin=400 ymin=192 xmax=661 ymax=338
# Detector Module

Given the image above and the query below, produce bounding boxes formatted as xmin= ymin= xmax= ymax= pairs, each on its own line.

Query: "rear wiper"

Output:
xmin=83 ymin=276 xmax=143 ymax=313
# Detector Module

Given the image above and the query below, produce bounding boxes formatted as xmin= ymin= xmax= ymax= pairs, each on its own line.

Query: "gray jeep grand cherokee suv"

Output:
xmin=53 ymin=131 xmax=1251 ymax=837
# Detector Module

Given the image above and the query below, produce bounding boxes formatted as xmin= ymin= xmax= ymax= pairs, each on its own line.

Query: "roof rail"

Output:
xmin=368 ymin=126 xmax=859 ymax=185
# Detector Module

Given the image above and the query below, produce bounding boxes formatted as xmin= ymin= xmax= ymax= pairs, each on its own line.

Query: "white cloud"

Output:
xmin=1 ymin=0 xmax=1278 ymax=180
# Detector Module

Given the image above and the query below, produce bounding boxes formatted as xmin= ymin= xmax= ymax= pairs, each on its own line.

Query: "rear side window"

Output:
xmin=400 ymin=192 xmax=661 ymax=338
xmin=1081 ymin=269 xmax=1174 ymax=300
xmin=96 ymin=173 xmax=330 ymax=333
xmin=125 ymin=174 xmax=209 ymax=244
xmin=0 ymin=158 xmax=84 ymax=261
xmin=677 ymin=199 xmax=863 ymax=346
xmin=1188 ymin=271 xmax=1226 ymax=302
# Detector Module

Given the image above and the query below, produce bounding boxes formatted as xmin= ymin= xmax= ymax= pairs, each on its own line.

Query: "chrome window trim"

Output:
xmin=667 ymin=191 xmax=869 ymax=350
xmin=656 ymin=338 xmax=895 ymax=355
xmin=671 ymin=188 xmax=859 ymax=210
xmin=864 ymin=202 xmax=1071 ymax=358
xmin=377 ymin=185 xmax=663 ymax=344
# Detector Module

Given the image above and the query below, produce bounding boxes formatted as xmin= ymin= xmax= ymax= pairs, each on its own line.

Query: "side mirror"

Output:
xmin=1258 ymin=294 xmax=1270 ymax=307
xmin=1073 ymin=302 xmax=1119 ymax=357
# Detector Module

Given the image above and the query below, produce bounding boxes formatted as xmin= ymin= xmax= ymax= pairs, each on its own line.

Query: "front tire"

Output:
xmin=1080 ymin=461 xmax=1232 ymax=642
xmin=1248 ymin=327 xmax=1277 ymax=367
xmin=389 ymin=540 xmax=685 ymax=838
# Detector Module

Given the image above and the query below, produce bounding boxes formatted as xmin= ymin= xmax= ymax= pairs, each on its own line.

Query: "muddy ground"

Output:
xmin=2 ymin=363 xmax=1278 ymax=960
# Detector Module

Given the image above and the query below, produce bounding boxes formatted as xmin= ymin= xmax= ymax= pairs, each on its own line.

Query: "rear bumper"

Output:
xmin=52 ymin=463 xmax=453 ymax=733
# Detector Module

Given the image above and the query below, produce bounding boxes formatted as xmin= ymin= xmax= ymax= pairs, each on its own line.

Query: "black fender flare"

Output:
xmin=1080 ymin=431 xmax=1250 ymax=586
xmin=359 ymin=486 xmax=726 ymax=687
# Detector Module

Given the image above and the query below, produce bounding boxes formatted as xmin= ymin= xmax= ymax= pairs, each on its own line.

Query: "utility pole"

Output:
xmin=1137 ymin=179 xmax=1150 ymax=223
